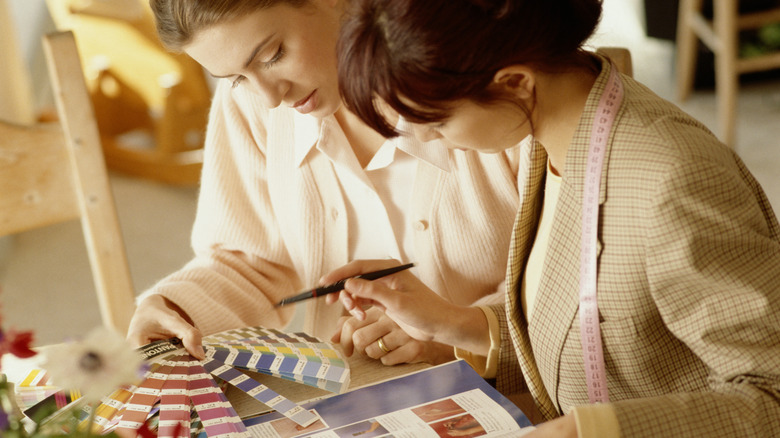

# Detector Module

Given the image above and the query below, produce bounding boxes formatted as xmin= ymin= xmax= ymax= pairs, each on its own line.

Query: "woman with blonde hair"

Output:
xmin=127 ymin=0 xmax=522 ymax=367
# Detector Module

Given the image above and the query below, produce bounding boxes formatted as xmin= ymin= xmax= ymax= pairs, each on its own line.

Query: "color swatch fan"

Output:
xmin=201 ymin=326 xmax=350 ymax=394
xmin=26 ymin=326 xmax=350 ymax=437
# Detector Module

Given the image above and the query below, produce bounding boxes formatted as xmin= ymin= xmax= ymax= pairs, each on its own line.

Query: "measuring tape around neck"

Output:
xmin=578 ymin=65 xmax=623 ymax=404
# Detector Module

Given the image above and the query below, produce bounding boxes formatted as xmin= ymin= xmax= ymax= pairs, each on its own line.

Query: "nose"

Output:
xmin=245 ymin=73 xmax=287 ymax=109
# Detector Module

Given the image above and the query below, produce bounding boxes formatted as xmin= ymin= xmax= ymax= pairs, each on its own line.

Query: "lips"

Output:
xmin=291 ymin=90 xmax=318 ymax=114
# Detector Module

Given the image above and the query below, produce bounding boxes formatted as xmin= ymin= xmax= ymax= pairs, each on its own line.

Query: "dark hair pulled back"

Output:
xmin=337 ymin=0 xmax=603 ymax=137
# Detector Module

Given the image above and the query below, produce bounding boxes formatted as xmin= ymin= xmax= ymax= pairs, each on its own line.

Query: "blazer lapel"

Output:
xmin=505 ymin=138 xmax=559 ymax=419
xmin=529 ymin=59 xmax=619 ymax=409
xmin=529 ymin=170 xmax=598 ymax=410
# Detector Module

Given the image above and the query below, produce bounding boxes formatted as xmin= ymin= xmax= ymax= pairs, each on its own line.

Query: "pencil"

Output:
xmin=275 ymin=263 xmax=415 ymax=307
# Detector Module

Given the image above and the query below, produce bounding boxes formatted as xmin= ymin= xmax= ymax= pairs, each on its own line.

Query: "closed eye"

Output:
xmin=231 ymin=45 xmax=284 ymax=89
xmin=263 ymin=45 xmax=285 ymax=69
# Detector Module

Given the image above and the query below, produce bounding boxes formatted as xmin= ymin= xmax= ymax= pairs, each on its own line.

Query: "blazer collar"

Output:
xmin=561 ymin=56 xmax=619 ymax=205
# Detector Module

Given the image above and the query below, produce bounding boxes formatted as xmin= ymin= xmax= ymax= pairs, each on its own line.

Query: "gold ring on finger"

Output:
xmin=377 ymin=336 xmax=391 ymax=353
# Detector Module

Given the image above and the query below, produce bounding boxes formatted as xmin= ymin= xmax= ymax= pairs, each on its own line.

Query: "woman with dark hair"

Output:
xmin=327 ymin=0 xmax=780 ymax=436
xmin=127 ymin=0 xmax=523 ymax=367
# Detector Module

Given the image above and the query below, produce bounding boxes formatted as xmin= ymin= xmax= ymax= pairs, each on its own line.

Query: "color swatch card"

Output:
xmin=14 ymin=369 xmax=64 ymax=412
xmin=22 ymin=326 xmax=350 ymax=437
xmin=114 ymin=354 xmax=254 ymax=437
xmin=202 ymin=327 xmax=350 ymax=393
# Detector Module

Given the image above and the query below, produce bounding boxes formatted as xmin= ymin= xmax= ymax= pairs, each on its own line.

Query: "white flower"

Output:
xmin=41 ymin=327 xmax=144 ymax=403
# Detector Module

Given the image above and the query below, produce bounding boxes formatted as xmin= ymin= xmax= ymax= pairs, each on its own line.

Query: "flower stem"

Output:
xmin=86 ymin=404 xmax=97 ymax=438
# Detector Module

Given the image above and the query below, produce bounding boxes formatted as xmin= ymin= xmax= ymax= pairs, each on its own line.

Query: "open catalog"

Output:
xmin=244 ymin=359 xmax=535 ymax=437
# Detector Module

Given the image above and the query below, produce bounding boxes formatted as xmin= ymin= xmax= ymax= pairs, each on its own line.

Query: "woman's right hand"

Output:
xmin=126 ymin=294 xmax=205 ymax=359
xmin=323 ymin=259 xmax=491 ymax=355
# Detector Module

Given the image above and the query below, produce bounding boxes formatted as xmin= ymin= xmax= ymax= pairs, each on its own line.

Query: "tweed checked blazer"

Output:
xmin=489 ymin=58 xmax=780 ymax=437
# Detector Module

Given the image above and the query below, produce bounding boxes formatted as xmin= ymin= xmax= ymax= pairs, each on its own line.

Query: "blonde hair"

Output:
xmin=149 ymin=0 xmax=309 ymax=51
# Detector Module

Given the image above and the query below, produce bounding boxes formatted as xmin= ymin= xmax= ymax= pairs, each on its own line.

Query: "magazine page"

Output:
xmin=241 ymin=360 xmax=535 ymax=437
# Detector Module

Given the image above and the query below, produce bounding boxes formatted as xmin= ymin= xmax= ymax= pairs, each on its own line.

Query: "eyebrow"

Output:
xmin=209 ymin=34 xmax=275 ymax=79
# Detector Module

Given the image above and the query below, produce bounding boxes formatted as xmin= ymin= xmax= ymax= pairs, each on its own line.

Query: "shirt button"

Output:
xmin=413 ymin=220 xmax=428 ymax=231
xmin=331 ymin=208 xmax=339 ymax=220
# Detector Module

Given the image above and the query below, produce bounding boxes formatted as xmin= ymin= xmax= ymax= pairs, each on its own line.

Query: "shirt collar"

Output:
xmin=392 ymin=117 xmax=450 ymax=171
xmin=293 ymin=110 xmax=323 ymax=166
xmin=293 ymin=111 xmax=450 ymax=172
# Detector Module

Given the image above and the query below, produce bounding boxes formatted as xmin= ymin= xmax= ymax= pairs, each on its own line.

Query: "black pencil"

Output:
xmin=275 ymin=263 xmax=415 ymax=307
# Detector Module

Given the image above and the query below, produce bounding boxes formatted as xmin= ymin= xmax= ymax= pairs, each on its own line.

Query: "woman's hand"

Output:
xmin=323 ymin=259 xmax=491 ymax=355
xmin=523 ymin=414 xmax=577 ymax=438
xmin=332 ymin=308 xmax=456 ymax=365
xmin=126 ymin=294 xmax=205 ymax=359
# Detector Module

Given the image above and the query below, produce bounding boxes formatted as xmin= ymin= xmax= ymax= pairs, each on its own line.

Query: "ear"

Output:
xmin=492 ymin=66 xmax=535 ymax=100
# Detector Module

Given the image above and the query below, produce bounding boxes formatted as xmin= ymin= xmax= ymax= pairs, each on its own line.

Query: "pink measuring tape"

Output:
xmin=579 ymin=65 xmax=623 ymax=404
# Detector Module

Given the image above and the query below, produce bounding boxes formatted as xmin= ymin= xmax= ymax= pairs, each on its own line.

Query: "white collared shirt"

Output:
xmin=293 ymin=113 xmax=449 ymax=263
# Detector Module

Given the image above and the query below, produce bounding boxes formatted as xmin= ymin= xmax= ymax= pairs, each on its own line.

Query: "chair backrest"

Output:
xmin=45 ymin=0 xmax=210 ymax=186
xmin=0 ymin=30 xmax=136 ymax=334
xmin=596 ymin=46 xmax=634 ymax=78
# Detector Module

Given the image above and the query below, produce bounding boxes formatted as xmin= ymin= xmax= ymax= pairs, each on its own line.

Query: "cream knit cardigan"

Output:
xmin=142 ymin=81 xmax=523 ymax=339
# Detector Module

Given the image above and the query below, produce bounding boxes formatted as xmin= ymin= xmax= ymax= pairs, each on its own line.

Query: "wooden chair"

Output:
xmin=0 ymin=0 xmax=36 ymax=125
xmin=0 ymin=31 xmax=136 ymax=334
xmin=596 ymin=47 xmax=634 ymax=78
xmin=45 ymin=0 xmax=211 ymax=186
xmin=676 ymin=0 xmax=780 ymax=147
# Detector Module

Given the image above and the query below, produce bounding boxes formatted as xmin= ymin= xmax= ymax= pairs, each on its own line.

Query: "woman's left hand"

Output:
xmin=332 ymin=307 xmax=456 ymax=365
xmin=523 ymin=414 xmax=577 ymax=438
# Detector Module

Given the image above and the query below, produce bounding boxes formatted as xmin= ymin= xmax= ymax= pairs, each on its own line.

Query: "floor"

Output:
xmin=1 ymin=0 xmax=779 ymax=346
xmin=0 ymin=174 xmax=199 ymax=344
